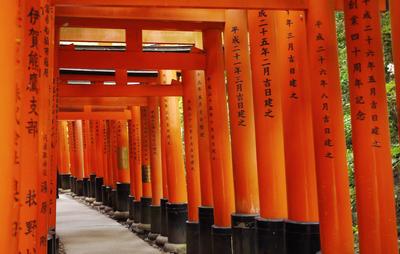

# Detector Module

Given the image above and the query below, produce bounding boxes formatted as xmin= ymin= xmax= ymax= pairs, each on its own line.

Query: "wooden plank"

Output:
xmin=58 ymin=48 xmax=206 ymax=70
xmin=55 ymin=0 xmax=307 ymax=10
xmin=56 ymin=6 xmax=225 ymax=22
xmin=56 ymin=17 xmax=224 ymax=31
xmin=59 ymin=84 xmax=183 ymax=97
xmin=58 ymin=111 xmax=132 ymax=120
xmin=59 ymin=97 xmax=149 ymax=108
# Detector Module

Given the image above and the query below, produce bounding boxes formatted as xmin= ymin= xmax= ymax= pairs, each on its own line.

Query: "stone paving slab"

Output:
xmin=56 ymin=194 xmax=162 ymax=254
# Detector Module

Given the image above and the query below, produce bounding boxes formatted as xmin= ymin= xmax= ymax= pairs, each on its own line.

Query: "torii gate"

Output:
xmin=0 ymin=1 xmax=398 ymax=254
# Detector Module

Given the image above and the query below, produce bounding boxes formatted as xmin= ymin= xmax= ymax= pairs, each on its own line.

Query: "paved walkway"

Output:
xmin=56 ymin=194 xmax=161 ymax=254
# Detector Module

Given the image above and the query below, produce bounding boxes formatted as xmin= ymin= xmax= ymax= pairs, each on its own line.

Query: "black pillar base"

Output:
xmin=116 ymin=183 xmax=130 ymax=212
xmin=186 ymin=221 xmax=199 ymax=254
xmin=101 ymin=185 xmax=108 ymax=206
xmin=76 ymin=179 xmax=84 ymax=196
xmin=105 ymin=186 xmax=112 ymax=206
xmin=141 ymin=197 xmax=152 ymax=225
xmin=285 ymin=221 xmax=320 ymax=254
xmin=128 ymin=196 xmax=135 ymax=220
xmin=133 ymin=200 xmax=142 ymax=223
xmin=83 ymin=178 xmax=89 ymax=197
xmin=111 ymin=189 xmax=117 ymax=211
xmin=90 ymin=174 xmax=96 ymax=198
xmin=212 ymin=226 xmax=232 ymax=254
xmin=256 ymin=218 xmax=285 ymax=254
xmin=95 ymin=178 xmax=104 ymax=202
xmin=167 ymin=203 xmax=188 ymax=244
xmin=60 ymin=174 xmax=71 ymax=190
xmin=70 ymin=176 xmax=76 ymax=194
xmin=47 ymin=228 xmax=56 ymax=254
xmin=232 ymin=213 xmax=257 ymax=254
xmin=199 ymin=206 xmax=214 ymax=254
xmin=160 ymin=198 xmax=168 ymax=237
xmin=151 ymin=205 xmax=161 ymax=234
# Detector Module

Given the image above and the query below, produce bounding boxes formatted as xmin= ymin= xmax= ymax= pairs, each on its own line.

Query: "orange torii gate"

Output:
xmin=2 ymin=0 xmax=399 ymax=254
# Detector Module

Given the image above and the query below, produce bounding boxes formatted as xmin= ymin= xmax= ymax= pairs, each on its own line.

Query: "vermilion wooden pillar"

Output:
xmin=115 ymin=120 xmax=130 ymax=218
xmin=67 ymin=121 xmax=77 ymax=192
xmin=0 ymin=1 xmax=18 ymax=252
xmin=18 ymin=1 xmax=42 ymax=252
xmin=224 ymin=10 xmax=260 ymax=254
xmin=203 ymin=30 xmax=236 ymax=253
xmin=109 ymin=120 xmax=119 ymax=211
xmin=343 ymin=1 xmax=398 ymax=253
xmin=116 ymin=120 xmax=130 ymax=183
xmin=182 ymin=70 xmax=202 ymax=254
xmin=248 ymin=10 xmax=288 ymax=253
xmin=110 ymin=120 xmax=119 ymax=190
xmin=58 ymin=121 xmax=71 ymax=190
xmin=82 ymin=120 xmax=91 ymax=197
xmin=147 ymin=97 xmax=163 ymax=235
xmin=88 ymin=120 xmax=98 ymax=199
xmin=74 ymin=120 xmax=85 ymax=196
xmin=276 ymin=11 xmax=320 ymax=254
xmin=158 ymin=85 xmax=170 ymax=240
xmin=306 ymin=1 xmax=354 ymax=253
xmin=128 ymin=107 xmax=143 ymax=224
xmin=391 ymin=0 xmax=400 ymax=141
xmin=159 ymin=70 xmax=188 ymax=248
xmin=93 ymin=120 xmax=105 ymax=204
xmin=46 ymin=6 xmax=58 ymax=250
xmin=193 ymin=70 xmax=215 ymax=254
xmin=140 ymin=107 xmax=152 ymax=230
xmin=102 ymin=120 xmax=112 ymax=206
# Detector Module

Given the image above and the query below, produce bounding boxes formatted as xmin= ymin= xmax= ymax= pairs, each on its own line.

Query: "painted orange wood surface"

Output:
xmin=343 ymin=0 xmax=398 ymax=252
xmin=248 ymin=10 xmax=288 ymax=219
xmin=203 ymin=30 xmax=235 ymax=227
xmin=224 ymin=10 xmax=260 ymax=214
xmin=306 ymin=0 xmax=354 ymax=252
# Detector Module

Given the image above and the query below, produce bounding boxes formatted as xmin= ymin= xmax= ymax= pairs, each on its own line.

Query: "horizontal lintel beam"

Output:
xmin=56 ymin=17 xmax=224 ymax=31
xmin=59 ymin=97 xmax=149 ymax=109
xmin=55 ymin=0 xmax=308 ymax=10
xmin=58 ymin=48 xmax=206 ymax=70
xmin=59 ymin=84 xmax=183 ymax=97
xmin=59 ymin=74 xmax=158 ymax=83
xmin=56 ymin=7 xmax=225 ymax=23
xmin=58 ymin=111 xmax=132 ymax=120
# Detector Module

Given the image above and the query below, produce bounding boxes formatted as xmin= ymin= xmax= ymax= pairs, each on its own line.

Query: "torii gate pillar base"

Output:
xmin=160 ymin=198 xmax=169 ymax=237
xmin=90 ymin=174 xmax=97 ymax=198
xmin=285 ymin=221 xmax=320 ymax=254
xmin=110 ymin=189 xmax=118 ymax=211
xmin=232 ymin=214 xmax=257 ymax=254
xmin=70 ymin=176 xmax=77 ymax=194
xmin=140 ymin=197 xmax=152 ymax=232
xmin=186 ymin=221 xmax=199 ymax=254
xmin=127 ymin=195 xmax=135 ymax=223
xmin=101 ymin=185 xmax=110 ymax=206
xmin=256 ymin=218 xmax=285 ymax=254
xmin=167 ymin=203 xmax=188 ymax=244
xmin=150 ymin=205 xmax=162 ymax=236
xmin=212 ymin=226 xmax=232 ymax=254
xmin=199 ymin=207 xmax=214 ymax=254
xmin=76 ymin=179 xmax=84 ymax=196
xmin=60 ymin=173 xmax=71 ymax=190
xmin=47 ymin=229 xmax=56 ymax=254
xmin=133 ymin=200 xmax=142 ymax=224
xmin=116 ymin=183 xmax=130 ymax=212
xmin=83 ymin=178 xmax=90 ymax=197
xmin=95 ymin=177 xmax=104 ymax=203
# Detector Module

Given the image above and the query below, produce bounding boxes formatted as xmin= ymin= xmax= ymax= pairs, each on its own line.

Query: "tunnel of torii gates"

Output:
xmin=0 ymin=0 xmax=399 ymax=254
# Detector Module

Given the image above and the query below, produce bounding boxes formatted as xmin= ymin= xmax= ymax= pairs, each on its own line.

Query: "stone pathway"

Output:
xmin=56 ymin=194 xmax=162 ymax=254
